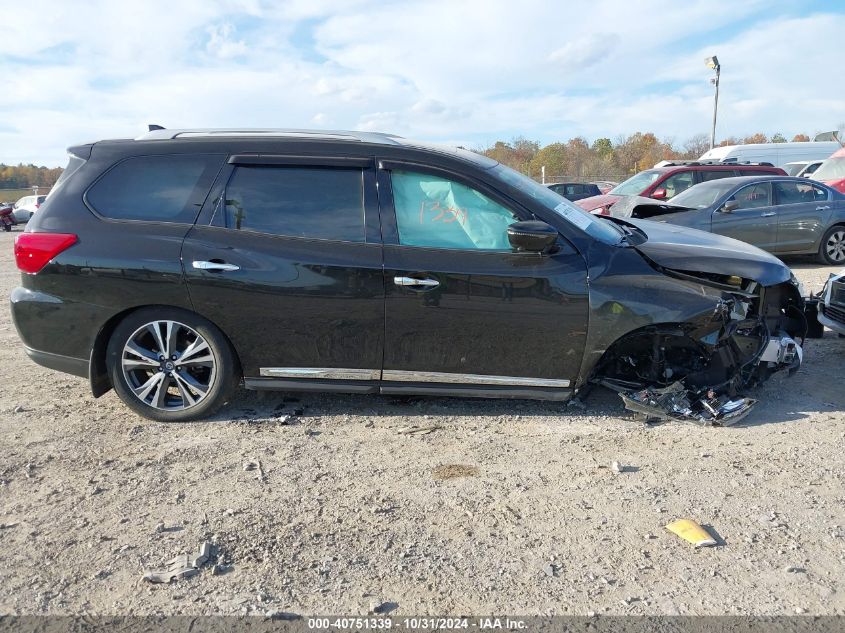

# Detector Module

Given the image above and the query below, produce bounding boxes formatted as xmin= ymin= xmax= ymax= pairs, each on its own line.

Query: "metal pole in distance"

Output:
xmin=710 ymin=65 xmax=720 ymax=151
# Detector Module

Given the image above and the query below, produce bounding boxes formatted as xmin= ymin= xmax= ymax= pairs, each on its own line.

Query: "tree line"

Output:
xmin=0 ymin=164 xmax=64 ymax=190
xmin=479 ymin=132 xmax=815 ymax=182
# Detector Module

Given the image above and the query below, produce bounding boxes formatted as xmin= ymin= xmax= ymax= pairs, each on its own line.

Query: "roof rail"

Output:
xmin=133 ymin=127 xmax=404 ymax=145
xmin=654 ymin=159 xmax=775 ymax=168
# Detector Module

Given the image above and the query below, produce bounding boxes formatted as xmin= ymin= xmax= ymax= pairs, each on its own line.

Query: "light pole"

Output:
xmin=705 ymin=55 xmax=720 ymax=151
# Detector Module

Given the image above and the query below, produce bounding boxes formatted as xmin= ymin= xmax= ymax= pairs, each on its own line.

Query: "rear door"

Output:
xmin=377 ymin=161 xmax=589 ymax=398
xmin=771 ymin=180 xmax=831 ymax=253
xmin=711 ymin=182 xmax=778 ymax=250
xmin=181 ymin=155 xmax=385 ymax=387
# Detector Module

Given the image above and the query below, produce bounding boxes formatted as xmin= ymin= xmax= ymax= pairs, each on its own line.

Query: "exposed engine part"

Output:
xmin=591 ymin=277 xmax=804 ymax=426
xmin=618 ymin=381 xmax=757 ymax=426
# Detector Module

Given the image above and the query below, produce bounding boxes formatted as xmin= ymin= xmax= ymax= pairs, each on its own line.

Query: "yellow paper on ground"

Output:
xmin=665 ymin=518 xmax=717 ymax=547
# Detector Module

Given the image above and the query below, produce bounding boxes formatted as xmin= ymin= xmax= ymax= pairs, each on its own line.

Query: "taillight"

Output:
xmin=14 ymin=233 xmax=78 ymax=274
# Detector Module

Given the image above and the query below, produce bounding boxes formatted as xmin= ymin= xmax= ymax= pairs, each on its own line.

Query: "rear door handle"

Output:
xmin=394 ymin=276 xmax=440 ymax=289
xmin=192 ymin=260 xmax=240 ymax=272
xmin=760 ymin=212 xmax=776 ymax=217
xmin=816 ymin=205 xmax=831 ymax=211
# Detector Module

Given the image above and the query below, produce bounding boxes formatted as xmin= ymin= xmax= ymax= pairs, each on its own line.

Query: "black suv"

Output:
xmin=12 ymin=128 xmax=805 ymax=423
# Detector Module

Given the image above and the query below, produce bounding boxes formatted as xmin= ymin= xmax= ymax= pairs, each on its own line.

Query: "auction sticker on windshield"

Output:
xmin=555 ymin=202 xmax=594 ymax=231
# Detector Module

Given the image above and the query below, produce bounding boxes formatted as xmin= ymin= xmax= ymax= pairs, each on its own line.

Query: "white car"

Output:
xmin=818 ymin=269 xmax=845 ymax=336
xmin=783 ymin=160 xmax=824 ymax=178
xmin=12 ymin=195 xmax=46 ymax=222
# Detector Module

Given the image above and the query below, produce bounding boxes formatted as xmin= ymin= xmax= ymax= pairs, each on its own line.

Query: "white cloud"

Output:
xmin=206 ymin=23 xmax=248 ymax=59
xmin=0 ymin=0 xmax=843 ymax=166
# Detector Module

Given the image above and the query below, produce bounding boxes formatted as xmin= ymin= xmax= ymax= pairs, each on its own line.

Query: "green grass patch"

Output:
xmin=0 ymin=189 xmax=45 ymax=204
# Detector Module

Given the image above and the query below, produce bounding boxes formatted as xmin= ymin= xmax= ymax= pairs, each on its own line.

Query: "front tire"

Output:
xmin=819 ymin=225 xmax=845 ymax=265
xmin=106 ymin=307 xmax=238 ymax=422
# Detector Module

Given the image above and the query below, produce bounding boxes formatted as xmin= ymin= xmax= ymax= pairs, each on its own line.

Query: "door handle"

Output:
xmin=760 ymin=212 xmax=776 ymax=217
xmin=192 ymin=260 xmax=240 ymax=272
xmin=816 ymin=205 xmax=831 ymax=211
xmin=394 ymin=276 xmax=440 ymax=289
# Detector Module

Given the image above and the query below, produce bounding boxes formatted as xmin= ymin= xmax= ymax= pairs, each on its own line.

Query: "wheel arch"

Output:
xmin=817 ymin=222 xmax=845 ymax=264
xmin=89 ymin=304 xmax=243 ymax=397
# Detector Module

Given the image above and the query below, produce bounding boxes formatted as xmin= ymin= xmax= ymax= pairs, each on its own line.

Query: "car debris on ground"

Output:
xmin=142 ymin=542 xmax=213 ymax=583
xmin=665 ymin=519 xmax=718 ymax=548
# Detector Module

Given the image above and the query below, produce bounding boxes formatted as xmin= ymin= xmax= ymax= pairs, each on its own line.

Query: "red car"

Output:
xmin=576 ymin=162 xmax=786 ymax=215
xmin=812 ymin=147 xmax=845 ymax=194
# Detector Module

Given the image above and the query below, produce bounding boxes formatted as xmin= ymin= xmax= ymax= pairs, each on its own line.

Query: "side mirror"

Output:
xmin=507 ymin=220 xmax=558 ymax=253
xmin=651 ymin=187 xmax=668 ymax=200
xmin=721 ymin=199 xmax=739 ymax=213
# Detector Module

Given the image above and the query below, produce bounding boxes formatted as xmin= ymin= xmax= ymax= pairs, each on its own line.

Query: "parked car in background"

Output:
xmin=546 ymin=182 xmax=601 ymax=201
xmin=576 ymin=162 xmax=786 ymax=215
xmin=699 ymin=141 xmax=840 ymax=168
xmin=12 ymin=195 xmax=47 ymax=222
xmin=817 ymin=269 xmax=845 ymax=336
xmin=812 ymin=147 xmax=845 ymax=194
xmin=783 ymin=160 xmax=823 ymax=178
xmin=609 ymin=175 xmax=845 ymax=264
xmin=11 ymin=127 xmax=804 ymax=423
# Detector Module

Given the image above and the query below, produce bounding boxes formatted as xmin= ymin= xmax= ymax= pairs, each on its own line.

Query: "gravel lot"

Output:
xmin=0 ymin=228 xmax=843 ymax=617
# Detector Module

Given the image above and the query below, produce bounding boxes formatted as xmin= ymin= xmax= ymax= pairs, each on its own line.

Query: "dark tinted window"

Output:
xmin=742 ymin=170 xmax=778 ymax=177
xmin=224 ymin=166 xmax=364 ymax=242
xmin=699 ymin=170 xmax=737 ymax=182
xmin=87 ymin=154 xmax=221 ymax=222
xmin=774 ymin=181 xmax=828 ymax=204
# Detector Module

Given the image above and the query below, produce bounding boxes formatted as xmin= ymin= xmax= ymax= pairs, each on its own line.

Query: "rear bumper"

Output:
xmin=24 ymin=346 xmax=88 ymax=378
xmin=11 ymin=286 xmax=102 ymax=374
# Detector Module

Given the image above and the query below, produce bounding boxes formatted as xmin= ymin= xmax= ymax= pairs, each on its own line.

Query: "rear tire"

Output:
xmin=106 ymin=307 xmax=239 ymax=422
xmin=818 ymin=225 xmax=845 ymax=265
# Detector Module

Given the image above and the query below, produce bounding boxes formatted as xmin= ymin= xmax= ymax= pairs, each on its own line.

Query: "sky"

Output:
xmin=2 ymin=0 xmax=844 ymax=166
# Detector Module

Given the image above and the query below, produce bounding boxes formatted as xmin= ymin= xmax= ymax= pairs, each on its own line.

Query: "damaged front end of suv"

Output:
xmin=580 ymin=220 xmax=806 ymax=425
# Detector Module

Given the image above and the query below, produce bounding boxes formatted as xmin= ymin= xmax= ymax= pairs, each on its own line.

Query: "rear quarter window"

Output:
xmin=86 ymin=154 xmax=223 ymax=223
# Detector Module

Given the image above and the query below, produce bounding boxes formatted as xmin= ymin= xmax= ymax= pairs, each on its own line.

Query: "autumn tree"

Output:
xmin=528 ymin=143 xmax=568 ymax=180
xmin=682 ymin=133 xmax=710 ymax=159
xmin=591 ymin=138 xmax=613 ymax=159
xmin=792 ymin=134 xmax=810 ymax=142
xmin=742 ymin=133 xmax=768 ymax=144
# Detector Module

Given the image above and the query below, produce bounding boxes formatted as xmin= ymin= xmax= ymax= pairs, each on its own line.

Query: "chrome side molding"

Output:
xmin=382 ymin=370 xmax=570 ymax=388
xmin=258 ymin=367 xmax=570 ymax=388
xmin=259 ymin=367 xmax=380 ymax=380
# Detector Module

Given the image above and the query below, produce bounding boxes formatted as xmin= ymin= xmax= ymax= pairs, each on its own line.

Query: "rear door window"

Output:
xmin=699 ymin=170 xmax=737 ymax=182
xmin=87 ymin=154 xmax=223 ymax=223
xmin=223 ymin=166 xmax=365 ymax=242
xmin=774 ymin=181 xmax=829 ymax=204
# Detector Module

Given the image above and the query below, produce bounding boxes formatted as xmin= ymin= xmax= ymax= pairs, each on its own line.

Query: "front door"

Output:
xmin=711 ymin=182 xmax=778 ymax=251
xmin=377 ymin=163 xmax=589 ymax=398
xmin=181 ymin=156 xmax=385 ymax=387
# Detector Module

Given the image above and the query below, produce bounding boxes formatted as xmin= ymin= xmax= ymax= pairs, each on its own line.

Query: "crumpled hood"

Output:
xmin=576 ymin=193 xmax=621 ymax=212
xmin=610 ymin=195 xmax=687 ymax=219
xmin=627 ymin=218 xmax=792 ymax=287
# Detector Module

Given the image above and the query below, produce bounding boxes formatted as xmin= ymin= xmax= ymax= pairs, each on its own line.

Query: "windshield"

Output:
xmin=784 ymin=163 xmax=806 ymax=176
xmin=813 ymin=157 xmax=845 ymax=181
xmin=669 ymin=180 xmax=737 ymax=209
xmin=610 ymin=170 xmax=663 ymax=196
xmin=491 ymin=163 xmax=622 ymax=244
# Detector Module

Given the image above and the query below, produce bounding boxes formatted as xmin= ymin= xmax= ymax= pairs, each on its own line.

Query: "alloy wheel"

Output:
xmin=121 ymin=320 xmax=217 ymax=411
xmin=826 ymin=229 xmax=845 ymax=263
